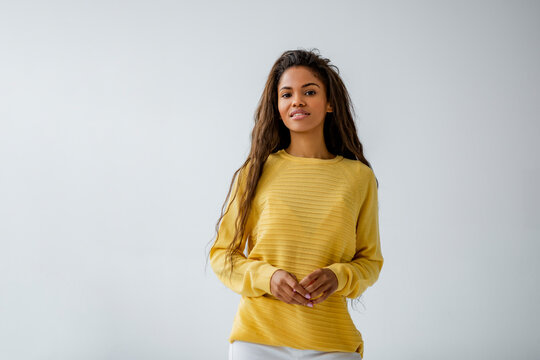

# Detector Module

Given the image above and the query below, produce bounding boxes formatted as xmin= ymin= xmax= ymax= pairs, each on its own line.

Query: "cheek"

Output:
xmin=277 ymin=101 xmax=288 ymax=119
xmin=314 ymin=97 xmax=327 ymax=109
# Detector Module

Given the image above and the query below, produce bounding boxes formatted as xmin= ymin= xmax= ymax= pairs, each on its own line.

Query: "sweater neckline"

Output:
xmin=276 ymin=149 xmax=344 ymax=163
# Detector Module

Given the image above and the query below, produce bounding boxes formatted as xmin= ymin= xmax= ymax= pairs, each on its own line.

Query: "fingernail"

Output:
xmin=293 ymin=289 xmax=296 ymax=293
xmin=307 ymin=303 xmax=313 ymax=308
xmin=305 ymin=293 xmax=311 ymax=299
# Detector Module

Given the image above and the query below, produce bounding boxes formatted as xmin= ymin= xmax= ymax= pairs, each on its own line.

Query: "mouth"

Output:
xmin=290 ymin=111 xmax=310 ymax=119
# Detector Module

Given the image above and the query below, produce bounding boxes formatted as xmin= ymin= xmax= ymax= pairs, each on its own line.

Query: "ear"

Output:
xmin=326 ymin=103 xmax=333 ymax=113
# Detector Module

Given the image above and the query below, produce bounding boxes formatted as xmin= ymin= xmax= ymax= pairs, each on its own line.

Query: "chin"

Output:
xmin=285 ymin=121 xmax=323 ymax=133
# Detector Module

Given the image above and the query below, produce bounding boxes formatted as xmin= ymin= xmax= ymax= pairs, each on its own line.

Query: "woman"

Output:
xmin=208 ymin=49 xmax=383 ymax=359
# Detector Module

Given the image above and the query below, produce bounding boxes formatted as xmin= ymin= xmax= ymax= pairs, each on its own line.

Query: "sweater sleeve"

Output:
xmin=324 ymin=168 xmax=384 ymax=299
xmin=209 ymin=167 xmax=280 ymax=297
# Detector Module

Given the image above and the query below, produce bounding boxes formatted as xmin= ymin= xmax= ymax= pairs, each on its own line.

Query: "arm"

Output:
xmin=209 ymin=167 xmax=280 ymax=297
xmin=323 ymin=168 xmax=384 ymax=299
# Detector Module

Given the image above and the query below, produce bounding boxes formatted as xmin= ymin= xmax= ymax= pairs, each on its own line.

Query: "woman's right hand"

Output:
xmin=270 ymin=269 xmax=314 ymax=307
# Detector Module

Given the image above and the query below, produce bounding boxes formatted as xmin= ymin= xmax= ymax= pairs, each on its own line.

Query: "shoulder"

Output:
xmin=265 ymin=151 xmax=280 ymax=166
xmin=338 ymin=158 xmax=377 ymax=203
xmin=259 ymin=151 xmax=287 ymax=176
xmin=340 ymin=157 xmax=375 ymax=181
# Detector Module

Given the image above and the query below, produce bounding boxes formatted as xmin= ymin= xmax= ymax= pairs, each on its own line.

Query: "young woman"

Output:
xmin=208 ymin=49 xmax=383 ymax=360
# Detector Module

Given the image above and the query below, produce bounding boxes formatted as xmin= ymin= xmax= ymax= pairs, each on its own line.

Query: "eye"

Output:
xmin=305 ymin=90 xmax=316 ymax=95
xmin=281 ymin=93 xmax=291 ymax=98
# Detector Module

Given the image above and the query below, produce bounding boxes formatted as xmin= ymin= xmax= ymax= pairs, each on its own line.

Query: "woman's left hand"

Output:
xmin=299 ymin=268 xmax=338 ymax=306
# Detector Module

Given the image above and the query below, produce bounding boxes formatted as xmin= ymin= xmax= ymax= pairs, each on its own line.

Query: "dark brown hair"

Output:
xmin=206 ymin=48 xmax=377 ymax=307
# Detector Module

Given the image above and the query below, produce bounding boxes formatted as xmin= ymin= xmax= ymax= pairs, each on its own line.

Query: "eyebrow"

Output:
xmin=279 ymin=83 xmax=321 ymax=92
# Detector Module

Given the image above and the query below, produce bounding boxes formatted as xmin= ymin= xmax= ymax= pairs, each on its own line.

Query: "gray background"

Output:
xmin=1 ymin=1 xmax=539 ymax=359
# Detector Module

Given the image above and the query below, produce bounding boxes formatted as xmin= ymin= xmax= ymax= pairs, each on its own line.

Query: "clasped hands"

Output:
xmin=269 ymin=268 xmax=338 ymax=308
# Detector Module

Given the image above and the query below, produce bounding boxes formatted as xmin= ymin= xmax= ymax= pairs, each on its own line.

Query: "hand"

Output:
xmin=299 ymin=268 xmax=338 ymax=306
xmin=270 ymin=269 xmax=314 ymax=307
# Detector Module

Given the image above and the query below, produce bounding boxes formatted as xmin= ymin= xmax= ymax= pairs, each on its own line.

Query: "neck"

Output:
xmin=286 ymin=135 xmax=334 ymax=159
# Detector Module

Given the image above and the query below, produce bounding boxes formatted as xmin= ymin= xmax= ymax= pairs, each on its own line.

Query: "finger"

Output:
xmin=310 ymin=291 xmax=330 ymax=305
xmin=283 ymin=286 xmax=311 ymax=306
xmin=310 ymin=280 xmax=338 ymax=302
xmin=292 ymin=292 xmax=313 ymax=306
xmin=284 ymin=273 xmax=310 ymax=300
xmin=274 ymin=275 xmax=311 ymax=306
xmin=304 ymin=269 xmax=336 ymax=294
xmin=273 ymin=274 xmax=300 ymax=303
xmin=307 ymin=279 xmax=335 ymax=300
xmin=299 ymin=272 xmax=317 ymax=288
xmin=310 ymin=287 xmax=329 ymax=301
xmin=291 ymin=283 xmax=311 ymax=300
xmin=304 ymin=277 xmax=324 ymax=294
xmin=276 ymin=287 xmax=296 ymax=304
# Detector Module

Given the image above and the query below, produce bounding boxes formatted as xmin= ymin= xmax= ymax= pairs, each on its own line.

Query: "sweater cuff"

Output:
xmin=324 ymin=263 xmax=347 ymax=294
xmin=254 ymin=263 xmax=281 ymax=295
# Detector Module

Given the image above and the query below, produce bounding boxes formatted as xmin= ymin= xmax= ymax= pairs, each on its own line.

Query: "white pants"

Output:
xmin=229 ymin=340 xmax=362 ymax=360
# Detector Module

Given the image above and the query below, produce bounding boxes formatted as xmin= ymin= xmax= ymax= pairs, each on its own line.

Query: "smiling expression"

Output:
xmin=277 ymin=66 xmax=333 ymax=134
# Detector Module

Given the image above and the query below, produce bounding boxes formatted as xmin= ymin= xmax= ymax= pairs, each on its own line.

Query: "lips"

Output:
xmin=290 ymin=109 xmax=310 ymax=117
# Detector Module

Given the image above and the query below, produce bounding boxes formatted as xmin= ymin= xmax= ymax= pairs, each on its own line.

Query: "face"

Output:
xmin=277 ymin=66 xmax=332 ymax=135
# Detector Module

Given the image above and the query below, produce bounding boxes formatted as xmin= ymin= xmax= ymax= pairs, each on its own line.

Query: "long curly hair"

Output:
xmin=206 ymin=48 xmax=377 ymax=310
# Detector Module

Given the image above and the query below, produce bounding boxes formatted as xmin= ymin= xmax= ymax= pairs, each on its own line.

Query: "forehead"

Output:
xmin=277 ymin=66 xmax=323 ymax=88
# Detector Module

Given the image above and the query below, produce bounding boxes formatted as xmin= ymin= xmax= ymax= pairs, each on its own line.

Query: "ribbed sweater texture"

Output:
xmin=210 ymin=149 xmax=383 ymax=357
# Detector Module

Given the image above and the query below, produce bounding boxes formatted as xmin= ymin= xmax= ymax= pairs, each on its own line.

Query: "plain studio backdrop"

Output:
xmin=1 ymin=1 xmax=539 ymax=359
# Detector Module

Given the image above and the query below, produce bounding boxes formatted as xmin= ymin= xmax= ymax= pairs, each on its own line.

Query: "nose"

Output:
xmin=292 ymin=92 xmax=305 ymax=107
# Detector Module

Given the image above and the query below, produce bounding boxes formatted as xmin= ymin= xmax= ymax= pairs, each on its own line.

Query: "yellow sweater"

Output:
xmin=210 ymin=149 xmax=383 ymax=357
